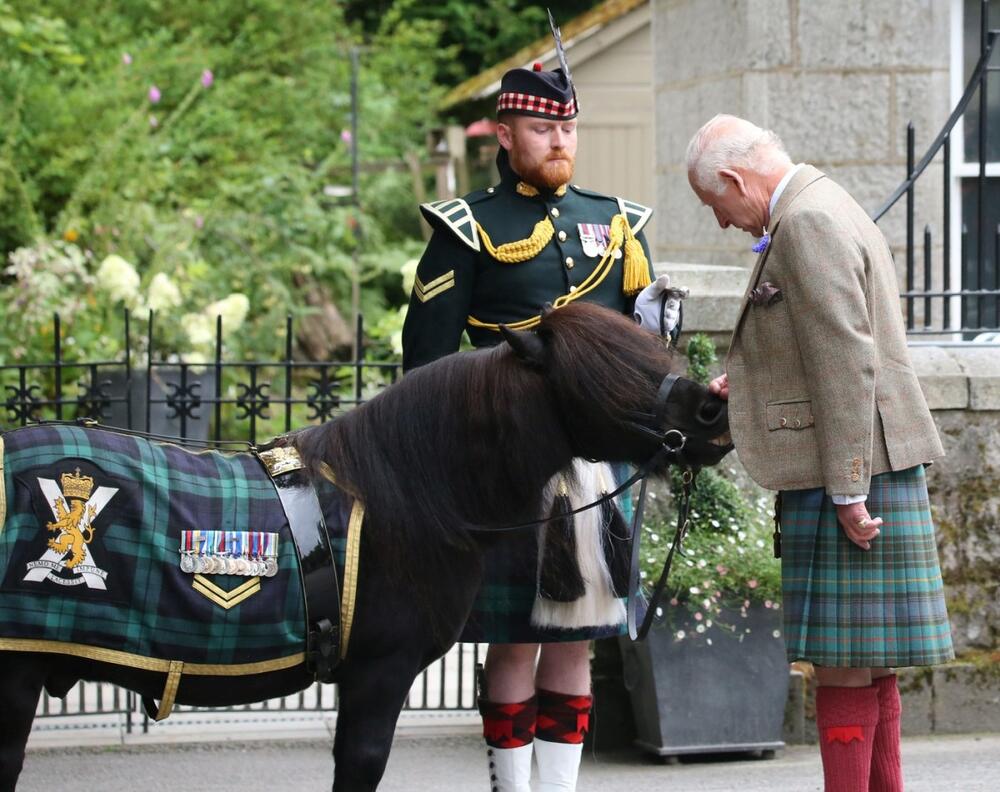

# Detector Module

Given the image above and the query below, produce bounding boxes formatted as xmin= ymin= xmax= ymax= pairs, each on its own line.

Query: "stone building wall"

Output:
xmin=652 ymin=0 xmax=952 ymax=275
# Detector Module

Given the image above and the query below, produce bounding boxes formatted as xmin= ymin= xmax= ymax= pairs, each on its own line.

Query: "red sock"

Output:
xmin=478 ymin=695 xmax=537 ymax=749
xmin=815 ymin=685 xmax=879 ymax=792
xmin=535 ymin=688 xmax=592 ymax=745
xmin=869 ymin=676 xmax=903 ymax=792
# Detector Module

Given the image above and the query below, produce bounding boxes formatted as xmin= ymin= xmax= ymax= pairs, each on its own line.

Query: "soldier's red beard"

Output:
xmin=514 ymin=153 xmax=575 ymax=191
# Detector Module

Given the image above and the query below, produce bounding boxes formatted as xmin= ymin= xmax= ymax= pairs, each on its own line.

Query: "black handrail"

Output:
xmin=871 ymin=29 xmax=999 ymax=223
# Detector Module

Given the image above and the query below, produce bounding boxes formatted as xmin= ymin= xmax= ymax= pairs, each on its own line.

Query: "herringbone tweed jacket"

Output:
xmin=725 ymin=165 xmax=944 ymax=494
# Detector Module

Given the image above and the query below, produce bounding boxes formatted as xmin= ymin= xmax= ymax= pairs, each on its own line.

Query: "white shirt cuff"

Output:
xmin=831 ymin=493 xmax=867 ymax=505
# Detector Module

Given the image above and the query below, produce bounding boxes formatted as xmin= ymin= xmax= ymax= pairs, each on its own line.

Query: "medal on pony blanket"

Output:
xmin=179 ymin=530 xmax=279 ymax=577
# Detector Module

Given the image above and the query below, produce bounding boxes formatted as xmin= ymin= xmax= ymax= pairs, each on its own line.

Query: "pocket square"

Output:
xmin=749 ymin=281 xmax=783 ymax=307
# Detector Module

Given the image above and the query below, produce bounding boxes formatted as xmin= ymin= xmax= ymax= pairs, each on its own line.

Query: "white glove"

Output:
xmin=633 ymin=274 xmax=688 ymax=337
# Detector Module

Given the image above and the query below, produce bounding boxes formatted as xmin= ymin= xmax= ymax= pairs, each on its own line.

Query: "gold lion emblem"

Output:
xmin=46 ymin=468 xmax=98 ymax=569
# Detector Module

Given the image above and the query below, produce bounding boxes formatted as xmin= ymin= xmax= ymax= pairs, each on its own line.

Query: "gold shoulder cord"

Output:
xmin=476 ymin=217 xmax=555 ymax=263
xmin=468 ymin=213 xmax=651 ymax=331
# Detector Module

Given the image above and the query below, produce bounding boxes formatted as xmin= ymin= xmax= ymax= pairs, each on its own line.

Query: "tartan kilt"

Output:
xmin=780 ymin=464 xmax=954 ymax=667
xmin=459 ymin=462 xmax=632 ymax=644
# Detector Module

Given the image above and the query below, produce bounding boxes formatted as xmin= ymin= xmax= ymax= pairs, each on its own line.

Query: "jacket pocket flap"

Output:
xmin=766 ymin=399 xmax=815 ymax=431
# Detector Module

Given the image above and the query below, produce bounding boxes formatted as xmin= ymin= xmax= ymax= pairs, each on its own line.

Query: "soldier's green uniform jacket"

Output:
xmin=401 ymin=168 xmax=654 ymax=371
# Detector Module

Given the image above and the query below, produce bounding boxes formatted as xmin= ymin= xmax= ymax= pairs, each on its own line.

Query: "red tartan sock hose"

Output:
xmin=535 ymin=688 xmax=592 ymax=745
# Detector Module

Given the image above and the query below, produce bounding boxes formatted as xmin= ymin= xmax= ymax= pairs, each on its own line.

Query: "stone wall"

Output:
xmin=652 ymin=0 xmax=952 ymax=275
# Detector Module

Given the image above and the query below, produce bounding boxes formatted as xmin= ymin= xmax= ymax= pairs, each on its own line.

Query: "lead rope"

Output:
xmin=628 ymin=467 xmax=697 ymax=641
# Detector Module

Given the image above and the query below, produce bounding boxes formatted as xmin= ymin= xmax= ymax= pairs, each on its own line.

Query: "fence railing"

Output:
xmin=34 ymin=642 xmax=486 ymax=734
xmin=874 ymin=0 xmax=1000 ymax=340
xmin=2 ymin=310 xmax=400 ymax=440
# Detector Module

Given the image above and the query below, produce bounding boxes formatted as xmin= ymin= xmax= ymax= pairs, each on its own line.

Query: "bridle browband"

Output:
xmin=462 ymin=372 xmax=700 ymax=642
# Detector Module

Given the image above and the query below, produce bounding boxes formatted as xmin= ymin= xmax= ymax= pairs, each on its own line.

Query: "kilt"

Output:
xmin=780 ymin=464 xmax=954 ymax=667
xmin=460 ymin=461 xmax=630 ymax=644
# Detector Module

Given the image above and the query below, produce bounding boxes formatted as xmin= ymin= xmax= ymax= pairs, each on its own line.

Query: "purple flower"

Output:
xmin=751 ymin=233 xmax=770 ymax=254
xmin=201 ymin=69 xmax=214 ymax=88
xmin=148 ymin=85 xmax=161 ymax=104
xmin=122 ymin=53 xmax=133 ymax=66
xmin=340 ymin=129 xmax=353 ymax=145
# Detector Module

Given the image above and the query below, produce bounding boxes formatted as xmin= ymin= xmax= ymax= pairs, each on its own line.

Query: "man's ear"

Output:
xmin=499 ymin=325 xmax=546 ymax=367
xmin=719 ymin=167 xmax=747 ymax=196
xmin=496 ymin=122 xmax=514 ymax=151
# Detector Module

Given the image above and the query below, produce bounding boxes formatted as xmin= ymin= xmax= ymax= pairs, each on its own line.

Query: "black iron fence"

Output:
xmin=2 ymin=311 xmax=400 ymax=439
xmin=874 ymin=0 xmax=1000 ymax=339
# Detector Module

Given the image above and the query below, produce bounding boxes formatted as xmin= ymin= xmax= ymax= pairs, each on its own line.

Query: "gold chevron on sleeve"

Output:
xmin=414 ymin=270 xmax=456 ymax=302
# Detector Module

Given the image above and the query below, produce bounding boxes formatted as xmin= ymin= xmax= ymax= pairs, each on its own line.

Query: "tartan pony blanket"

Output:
xmin=0 ymin=424 xmax=314 ymax=672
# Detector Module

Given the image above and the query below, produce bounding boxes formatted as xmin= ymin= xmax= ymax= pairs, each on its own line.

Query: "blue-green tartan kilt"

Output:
xmin=459 ymin=463 xmax=634 ymax=644
xmin=780 ymin=464 xmax=954 ymax=667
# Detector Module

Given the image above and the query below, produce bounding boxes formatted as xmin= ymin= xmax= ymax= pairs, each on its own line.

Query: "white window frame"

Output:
xmin=949 ymin=0 xmax=1000 ymax=336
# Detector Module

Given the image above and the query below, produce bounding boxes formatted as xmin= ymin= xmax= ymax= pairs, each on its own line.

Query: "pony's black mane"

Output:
xmin=292 ymin=303 xmax=676 ymax=630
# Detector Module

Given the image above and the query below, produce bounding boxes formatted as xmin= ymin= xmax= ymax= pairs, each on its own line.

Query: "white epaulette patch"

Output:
xmin=420 ymin=199 xmax=481 ymax=252
xmin=616 ymin=197 xmax=653 ymax=235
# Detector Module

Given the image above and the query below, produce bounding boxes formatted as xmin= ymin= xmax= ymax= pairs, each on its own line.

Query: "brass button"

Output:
xmin=852 ymin=457 xmax=861 ymax=465
xmin=851 ymin=473 xmax=861 ymax=482
xmin=551 ymin=207 xmax=560 ymax=217
xmin=569 ymin=285 xmax=578 ymax=293
xmin=565 ymin=256 xmax=574 ymax=267
xmin=558 ymin=230 xmax=567 ymax=242
xmin=779 ymin=417 xmax=787 ymax=427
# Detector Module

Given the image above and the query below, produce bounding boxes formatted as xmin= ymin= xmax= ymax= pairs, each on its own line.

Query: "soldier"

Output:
xmin=402 ymin=50 xmax=680 ymax=792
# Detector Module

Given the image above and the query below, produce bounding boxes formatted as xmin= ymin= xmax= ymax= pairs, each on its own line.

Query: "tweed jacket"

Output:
xmin=726 ymin=165 xmax=944 ymax=495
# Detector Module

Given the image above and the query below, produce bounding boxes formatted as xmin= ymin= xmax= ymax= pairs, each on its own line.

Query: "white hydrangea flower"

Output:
xmin=205 ymin=293 xmax=250 ymax=330
xmin=147 ymin=273 xmax=183 ymax=312
xmin=97 ymin=255 xmax=141 ymax=304
xmin=401 ymin=258 xmax=419 ymax=296
xmin=182 ymin=312 xmax=215 ymax=348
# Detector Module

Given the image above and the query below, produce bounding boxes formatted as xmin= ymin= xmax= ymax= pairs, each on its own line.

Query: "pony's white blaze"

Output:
xmin=530 ymin=459 xmax=625 ymax=630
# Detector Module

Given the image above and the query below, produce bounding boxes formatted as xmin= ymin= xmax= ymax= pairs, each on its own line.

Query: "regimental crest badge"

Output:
xmin=23 ymin=467 xmax=118 ymax=589
xmin=577 ymin=223 xmax=620 ymax=259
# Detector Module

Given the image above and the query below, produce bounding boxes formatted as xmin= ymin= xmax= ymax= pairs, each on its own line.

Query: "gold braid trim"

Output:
xmin=477 ymin=216 xmax=555 ymax=263
xmin=468 ymin=214 xmax=635 ymax=332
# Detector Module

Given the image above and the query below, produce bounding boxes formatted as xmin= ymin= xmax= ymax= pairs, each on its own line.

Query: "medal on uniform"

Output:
xmin=578 ymin=223 xmax=613 ymax=258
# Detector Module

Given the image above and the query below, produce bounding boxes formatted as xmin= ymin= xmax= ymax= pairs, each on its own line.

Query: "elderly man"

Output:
xmin=402 ymin=53 xmax=679 ymax=791
xmin=686 ymin=115 xmax=953 ymax=792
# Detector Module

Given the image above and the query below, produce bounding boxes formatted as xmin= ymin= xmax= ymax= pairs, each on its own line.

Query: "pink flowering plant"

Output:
xmin=638 ymin=334 xmax=782 ymax=642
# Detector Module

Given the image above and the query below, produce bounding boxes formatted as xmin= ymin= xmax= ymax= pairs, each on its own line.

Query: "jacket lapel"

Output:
xmin=730 ymin=165 xmax=827 ymax=338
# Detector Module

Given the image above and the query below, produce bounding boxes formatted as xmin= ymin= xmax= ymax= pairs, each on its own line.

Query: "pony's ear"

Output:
xmin=499 ymin=325 xmax=546 ymax=367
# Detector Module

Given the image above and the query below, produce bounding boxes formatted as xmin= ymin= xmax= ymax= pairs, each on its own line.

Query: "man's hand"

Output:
xmin=835 ymin=502 xmax=882 ymax=551
xmin=708 ymin=373 xmax=729 ymax=401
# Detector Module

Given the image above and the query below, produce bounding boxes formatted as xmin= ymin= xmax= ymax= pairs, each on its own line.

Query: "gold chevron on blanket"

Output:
xmin=414 ymin=270 xmax=456 ymax=303
xmin=192 ymin=574 xmax=261 ymax=610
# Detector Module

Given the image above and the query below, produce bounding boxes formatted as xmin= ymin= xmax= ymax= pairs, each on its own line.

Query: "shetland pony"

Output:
xmin=0 ymin=303 xmax=730 ymax=791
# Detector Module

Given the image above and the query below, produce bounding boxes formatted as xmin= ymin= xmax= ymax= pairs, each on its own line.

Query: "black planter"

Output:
xmin=618 ymin=603 xmax=788 ymax=758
